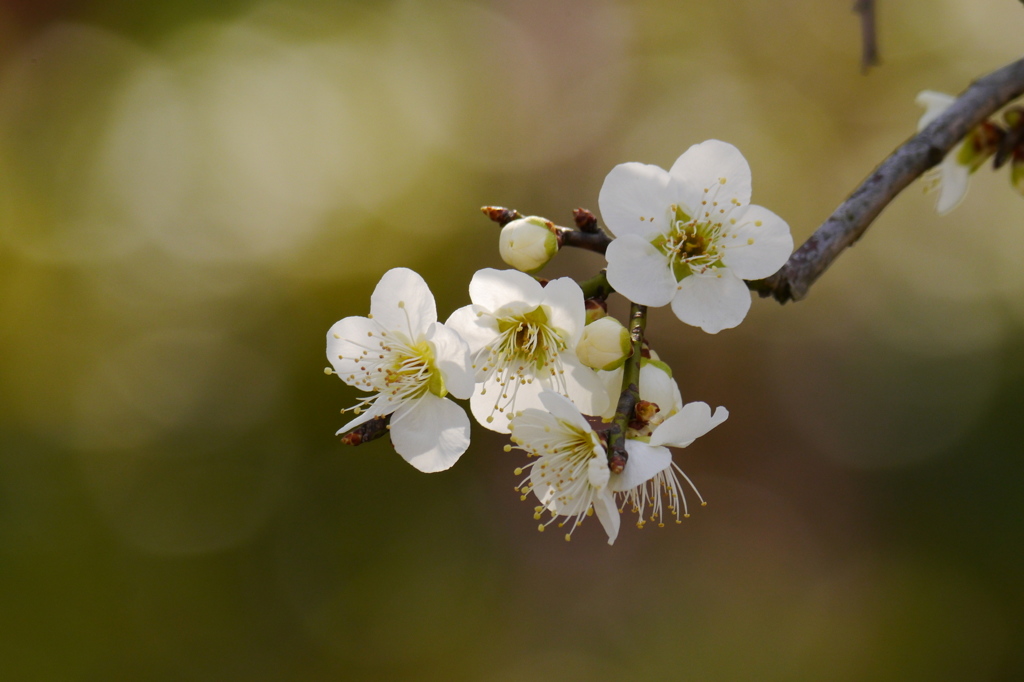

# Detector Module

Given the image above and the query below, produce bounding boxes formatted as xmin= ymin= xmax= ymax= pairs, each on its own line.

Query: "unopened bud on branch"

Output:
xmin=576 ymin=316 xmax=631 ymax=371
xmin=499 ymin=216 xmax=558 ymax=274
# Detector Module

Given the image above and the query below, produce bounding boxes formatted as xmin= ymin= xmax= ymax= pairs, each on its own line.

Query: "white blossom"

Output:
xmin=599 ymin=139 xmax=793 ymax=333
xmin=509 ymin=387 xmax=726 ymax=543
xmin=446 ymin=268 xmax=607 ymax=433
xmin=509 ymin=392 xmax=620 ymax=543
xmin=614 ymin=401 xmax=728 ymax=528
xmin=326 ymin=268 xmax=474 ymax=473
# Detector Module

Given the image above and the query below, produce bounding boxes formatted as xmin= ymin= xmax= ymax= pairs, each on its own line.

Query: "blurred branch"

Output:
xmin=853 ymin=0 xmax=879 ymax=73
xmin=750 ymin=55 xmax=1024 ymax=304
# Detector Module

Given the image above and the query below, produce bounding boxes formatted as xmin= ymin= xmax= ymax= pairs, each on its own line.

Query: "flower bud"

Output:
xmin=576 ymin=316 xmax=631 ymax=371
xmin=499 ymin=216 xmax=558 ymax=274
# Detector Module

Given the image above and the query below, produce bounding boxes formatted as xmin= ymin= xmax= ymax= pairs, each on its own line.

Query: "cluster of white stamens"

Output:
xmin=658 ymin=178 xmax=757 ymax=280
xmin=508 ymin=412 xmax=607 ymax=542
xmin=331 ymin=307 xmax=439 ymax=419
xmin=619 ymin=462 xmax=705 ymax=529
xmin=473 ymin=308 xmax=568 ymax=426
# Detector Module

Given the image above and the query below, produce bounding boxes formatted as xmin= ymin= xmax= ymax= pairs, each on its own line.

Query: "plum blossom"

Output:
xmin=509 ymin=391 xmax=620 ymax=543
xmin=326 ymin=268 xmax=474 ymax=473
xmin=616 ymin=400 xmax=728 ymax=528
xmin=446 ymin=268 xmax=607 ymax=433
xmin=599 ymin=139 xmax=793 ymax=333
xmin=509 ymin=389 xmax=727 ymax=543
xmin=599 ymin=360 xmax=727 ymax=527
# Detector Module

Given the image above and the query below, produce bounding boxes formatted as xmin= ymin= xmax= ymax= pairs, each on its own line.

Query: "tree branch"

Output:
xmin=751 ymin=56 xmax=1024 ymax=304
xmin=605 ymin=303 xmax=646 ymax=474
xmin=853 ymin=0 xmax=879 ymax=73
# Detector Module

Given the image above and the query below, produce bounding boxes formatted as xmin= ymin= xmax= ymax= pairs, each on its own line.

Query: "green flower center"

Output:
xmin=383 ymin=338 xmax=446 ymax=399
xmin=650 ymin=204 xmax=725 ymax=280
xmin=495 ymin=305 xmax=566 ymax=371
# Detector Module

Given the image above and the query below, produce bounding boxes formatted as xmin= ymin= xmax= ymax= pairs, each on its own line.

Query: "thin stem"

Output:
xmin=750 ymin=55 xmax=1024 ymax=304
xmin=605 ymin=303 xmax=646 ymax=474
xmin=578 ymin=271 xmax=614 ymax=300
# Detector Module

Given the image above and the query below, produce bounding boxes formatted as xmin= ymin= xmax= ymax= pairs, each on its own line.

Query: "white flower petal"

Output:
xmin=368 ymin=267 xmax=436 ymax=338
xmin=326 ymin=315 xmax=377 ymax=381
xmin=538 ymin=391 xmax=592 ymax=432
xmin=469 ymin=375 xmax=530 ymax=433
xmin=639 ymin=362 xmax=682 ymax=415
xmin=669 ymin=139 xmax=752 ymax=211
xmin=650 ymin=402 xmax=729 ymax=449
xmin=598 ymin=161 xmax=676 ymax=239
xmin=468 ymin=268 xmax=543 ymax=312
xmin=592 ymin=489 xmax=620 ymax=545
xmin=936 ymin=155 xmax=970 ymax=215
xmin=670 ymin=270 xmax=751 ymax=334
xmin=611 ymin=439 xmax=671 ymax=491
xmin=555 ymin=353 xmax=611 ymax=417
xmin=389 ymin=394 xmax=471 ymax=473
xmin=606 ymin=234 xmax=677 ymax=307
xmin=596 ymin=366 xmax=624 ymax=420
xmin=721 ymin=204 xmax=794 ymax=280
xmin=539 ymin=277 xmax=586 ymax=346
xmin=587 ymin=454 xmax=610 ymax=490
xmin=335 ymin=397 xmax=392 ymax=434
xmin=916 ymin=91 xmax=955 ymax=132
xmin=425 ymin=322 xmax=474 ymax=400
xmin=444 ymin=304 xmax=498 ymax=356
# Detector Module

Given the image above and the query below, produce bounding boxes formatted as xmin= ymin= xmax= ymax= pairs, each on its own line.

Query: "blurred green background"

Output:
xmin=1 ymin=0 xmax=1023 ymax=679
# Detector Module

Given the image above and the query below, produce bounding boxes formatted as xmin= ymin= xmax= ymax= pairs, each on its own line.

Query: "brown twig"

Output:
xmin=751 ymin=56 xmax=1024 ymax=304
xmin=339 ymin=415 xmax=390 ymax=446
xmin=604 ymin=303 xmax=647 ymax=474
xmin=853 ymin=0 xmax=879 ymax=73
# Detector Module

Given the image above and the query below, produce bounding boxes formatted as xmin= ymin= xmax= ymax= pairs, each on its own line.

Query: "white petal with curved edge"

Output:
xmin=606 ymin=235 xmax=677 ymax=307
xmin=650 ymin=402 xmax=729 ymax=448
xmin=326 ymin=315 xmax=379 ymax=380
xmin=669 ymin=139 xmax=752 ymax=212
xmin=936 ymin=156 xmax=970 ymax=215
xmin=469 ymin=376 xmax=516 ymax=433
xmin=611 ymin=439 xmax=671 ymax=491
xmin=639 ymin=362 xmax=682 ymax=415
xmin=670 ymin=270 xmax=751 ymax=334
xmin=721 ymin=204 xmax=794 ymax=280
xmin=335 ymin=396 xmax=394 ymax=435
xmin=916 ymin=91 xmax=955 ymax=131
xmin=555 ymin=353 xmax=611 ymax=417
xmin=596 ymin=366 xmax=624 ymax=419
xmin=598 ymin=161 xmax=676 ymax=239
xmin=468 ymin=268 xmax=542 ymax=312
xmin=389 ymin=394 xmax=471 ymax=473
xmin=444 ymin=304 xmax=499 ymax=356
xmin=538 ymin=391 xmax=592 ymax=432
xmin=368 ymin=268 xmax=436 ymax=338
xmin=540 ymin=277 xmax=586 ymax=345
xmin=592 ymin=489 xmax=620 ymax=545
xmin=425 ymin=322 xmax=474 ymax=400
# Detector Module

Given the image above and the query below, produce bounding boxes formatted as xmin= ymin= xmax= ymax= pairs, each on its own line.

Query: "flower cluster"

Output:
xmin=326 ymin=140 xmax=792 ymax=544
